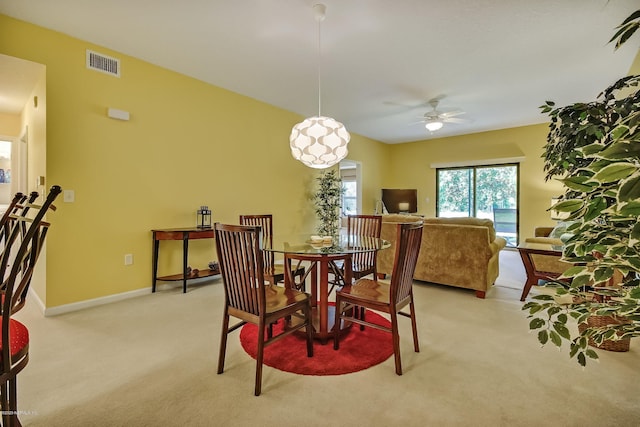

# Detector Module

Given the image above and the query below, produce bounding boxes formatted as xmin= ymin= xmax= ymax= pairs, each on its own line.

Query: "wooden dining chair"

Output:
xmin=214 ymin=223 xmax=314 ymax=396
xmin=330 ymin=215 xmax=383 ymax=325
xmin=0 ymin=185 xmax=61 ymax=426
xmin=347 ymin=214 xmax=382 ymax=280
xmin=333 ymin=222 xmax=423 ymax=375
xmin=239 ymin=214 xmax=306 ymax=286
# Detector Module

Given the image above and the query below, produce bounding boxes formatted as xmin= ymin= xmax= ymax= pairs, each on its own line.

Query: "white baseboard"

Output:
xmin=34 ymin=278 xmax=218 ymax=317
xmin=28 ymin=288 xmax=46 ymax=314
xmin=38 ymin=287 xmax=150 ymax=317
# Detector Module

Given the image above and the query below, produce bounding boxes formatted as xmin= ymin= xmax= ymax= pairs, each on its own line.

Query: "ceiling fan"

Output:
xmin=418 ymin=98 xmax=468 ymax=132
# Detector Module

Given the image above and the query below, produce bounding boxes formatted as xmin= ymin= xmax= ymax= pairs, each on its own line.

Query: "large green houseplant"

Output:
xmin=523 ymin=10 xmax=640 ymax=366
xmin=313 ymin=168 xmax=344 ymax=237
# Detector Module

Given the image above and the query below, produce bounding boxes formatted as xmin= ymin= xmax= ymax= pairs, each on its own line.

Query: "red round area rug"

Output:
xmin=239 ymin=309 xmax=394 ymax=376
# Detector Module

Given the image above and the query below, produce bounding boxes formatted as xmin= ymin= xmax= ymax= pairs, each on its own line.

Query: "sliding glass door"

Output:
xmin=436 ymin=164 xmax=519 ymax=246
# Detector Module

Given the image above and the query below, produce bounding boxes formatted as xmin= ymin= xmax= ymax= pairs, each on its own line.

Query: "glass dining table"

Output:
xmin=263 ymin=233 xmax=390 ymax=343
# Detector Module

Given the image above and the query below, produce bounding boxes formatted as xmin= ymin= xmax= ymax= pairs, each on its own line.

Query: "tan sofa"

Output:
xmin=377 ymin=215 xmax=507 ymax=298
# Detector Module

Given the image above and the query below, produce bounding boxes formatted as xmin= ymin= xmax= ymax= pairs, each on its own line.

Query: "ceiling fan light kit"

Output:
xmin=425 ymin=120 xmax=444 ymax=132
xmin=416 ymin=97 xmax=468 ymax=134
xmin=290 ymin=3 xmax=350 ymax=169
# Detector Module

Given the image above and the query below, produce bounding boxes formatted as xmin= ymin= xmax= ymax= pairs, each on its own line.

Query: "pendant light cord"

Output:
xmin=317 ymin=12 xmax=322 ymax=117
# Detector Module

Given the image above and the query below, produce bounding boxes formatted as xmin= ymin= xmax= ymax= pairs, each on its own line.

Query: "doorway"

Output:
xmin=0 ymin=54 xmax=44 ymax=204
xmin=436 ymin=163 xmax=519 ymax=246
xmin=339 ymin=160 xmax=362 ymax=227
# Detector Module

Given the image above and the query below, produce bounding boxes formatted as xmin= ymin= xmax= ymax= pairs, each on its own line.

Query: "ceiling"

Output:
xmin=0 ymin=0 xmax=638 ymax=144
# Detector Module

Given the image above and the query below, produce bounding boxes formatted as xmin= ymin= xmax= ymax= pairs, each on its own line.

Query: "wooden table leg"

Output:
xmin=519 ymin=250 xmax=537 ymax=301
xmin=284 ymin=253 xmax=353 ymax=344
xmin=318 ymin=258 xmax=329 ymax=343
xmin=152 ymin=235 xmax=159 ymax=293
xmin=182 ymin=236 xmax=189 ymax=293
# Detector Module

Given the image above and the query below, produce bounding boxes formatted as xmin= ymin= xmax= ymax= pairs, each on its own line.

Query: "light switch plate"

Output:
xmin=63 ymin=189 xmax=75 ymax=203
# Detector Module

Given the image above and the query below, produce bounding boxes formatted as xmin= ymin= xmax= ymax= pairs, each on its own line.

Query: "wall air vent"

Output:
xmin=86 ymin=50 xmax=120 ymax=77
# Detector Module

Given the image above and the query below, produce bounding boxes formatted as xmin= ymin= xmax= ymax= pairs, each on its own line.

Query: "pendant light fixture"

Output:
xmin=290 ymin=3 xmax=350 ymax=169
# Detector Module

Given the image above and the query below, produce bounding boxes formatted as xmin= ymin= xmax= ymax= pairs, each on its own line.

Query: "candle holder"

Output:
xmin=196 ymin=205 xmax=212 ymax=229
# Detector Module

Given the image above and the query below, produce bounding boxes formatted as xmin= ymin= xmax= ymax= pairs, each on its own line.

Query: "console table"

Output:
xmin=152 ymin=227 xmax=219 ymax=293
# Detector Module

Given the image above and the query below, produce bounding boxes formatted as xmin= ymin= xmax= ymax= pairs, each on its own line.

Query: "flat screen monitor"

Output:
xmin=381 ymin=189 xmax=418 ymax=213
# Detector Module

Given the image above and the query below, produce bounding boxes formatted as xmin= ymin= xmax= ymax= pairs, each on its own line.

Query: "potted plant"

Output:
xmin=313 ymin=168 xmax=344 ymax=238
xmin=523 ymin=9 xmax=640 ymax=366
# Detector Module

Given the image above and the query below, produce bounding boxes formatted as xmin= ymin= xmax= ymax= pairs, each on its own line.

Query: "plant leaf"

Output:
xmin=552 ymin=199 xmax=584 ymax=213
xmin=549 ymin=331 xmax=562 ymax=347
xmin=619 ymin=174 xmax=640 ymax=202
xmin=538 ymin=330 xmax=549 ymax=345
xmin=529 ymin=318 xmax=545 ymax=330
xmin=560 ymin=265 xmax=588 ymax=278
xmin=583 ymin=197 xmax=607 ymax=221
xmin=560 ymin=177 xmax=598 ymax=192
xmin=577 ymin=352 xmax=586 ymax=366
xmin=571 ymin=275 xmax=592 ymax=288
xmin=591 ymin=163 xmax=637 ymax=183
xmin=598 ymin=141 xmax=640 ymax=160
xmin=618 ymin=201 xmax=640 ymax=217
xmin=553 ymin=322 xmax=571 ymax=340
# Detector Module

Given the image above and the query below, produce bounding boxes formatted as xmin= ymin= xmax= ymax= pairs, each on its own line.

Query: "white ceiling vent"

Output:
xmin=86 ymin=50 xmax=120 ymax=77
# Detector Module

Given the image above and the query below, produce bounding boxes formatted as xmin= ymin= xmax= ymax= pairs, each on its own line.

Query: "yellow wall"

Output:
xmin=387 ymin=124 xmax=563 ymax=239
xmin=0 ymin=112 xmax=21 ymax=136
xmin=0 ymin=15 xmax=388 ymax=308
xmin=629 ymin=49 xmax=640 ymax=74
xmin=1 ymin=13 xmax=633 ymax=310
xmin=22 ymin=69 xmax=48 ymax=299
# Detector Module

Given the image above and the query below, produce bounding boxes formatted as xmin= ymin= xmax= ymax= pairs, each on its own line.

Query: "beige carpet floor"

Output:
xmin=13 ymin=250 xmax=640 ymax=426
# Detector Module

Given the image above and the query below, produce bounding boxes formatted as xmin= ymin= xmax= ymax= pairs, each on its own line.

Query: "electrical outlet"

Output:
xmin=124 ymin=254 xmax=133 ymax=265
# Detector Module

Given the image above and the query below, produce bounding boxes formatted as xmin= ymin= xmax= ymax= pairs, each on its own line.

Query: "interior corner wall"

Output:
xmin=0 ymin=14 xmax=389 ymax=309
xmin=343 ymin=134 xmax=393 ymax=214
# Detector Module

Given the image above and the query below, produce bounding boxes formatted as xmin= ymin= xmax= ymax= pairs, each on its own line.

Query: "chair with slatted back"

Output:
xmin=0 ymin=193 xmax=25 ymax=241
xmin=0 ymin=185 xmax=61 ymax=426
xmin=334 ymin=222 xmax=423 ymax=375
xmin=239 ymin=214 xmax=305 ymax=286
xmin=347 ymin=215 xmax=383 ymax=280
xmin=215 ymin=223 xmax=314 ymax=396
xmin=329 ymin=215 xmax=383 ymax=326
xmin=0 ymin=192 xmax=38 ymax=250
xmin=0 ymin=191 xmax=46 ymax=312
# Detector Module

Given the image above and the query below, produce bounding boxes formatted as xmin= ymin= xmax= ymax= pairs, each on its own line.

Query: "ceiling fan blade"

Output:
xmin=440 ymin=110 xmax=466 ymax=118
xmin=443 ymin=117 xmax=469 ymax=124
xmin=385 ymin=100 xmax=431 ymax=110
